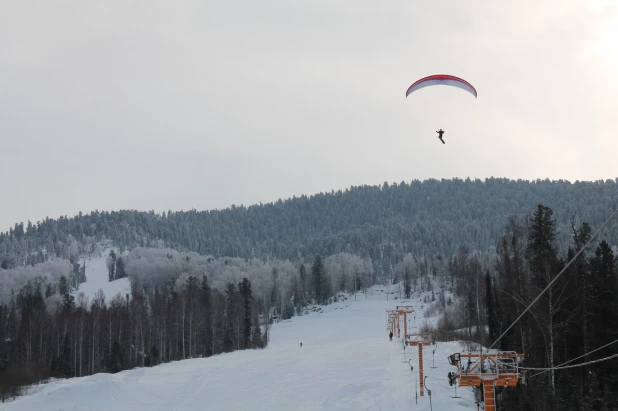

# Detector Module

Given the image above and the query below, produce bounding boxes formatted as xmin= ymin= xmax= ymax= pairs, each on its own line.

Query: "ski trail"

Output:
xmin=1 ymin=288 xmax=477 ymax=411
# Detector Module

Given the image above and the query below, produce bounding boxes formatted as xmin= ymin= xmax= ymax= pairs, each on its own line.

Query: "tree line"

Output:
xmin=0 ymin=273 xmax=266 ymax=402
xmin=2 ymin=178 xmax=617 ymax=280
xmin=0 ymin=250 xmax=375 ymax=401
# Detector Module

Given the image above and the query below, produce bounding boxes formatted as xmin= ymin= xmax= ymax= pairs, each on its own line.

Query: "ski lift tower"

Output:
xmin=405 ymin=333 xmax=433 ymax=396
xmin=447 ymin=351 xmax=525 ymax=411
xmin=386 ymin=310 xmax=400 ymax=337
xmin=386 ymin=310 xmax=399 ymax=336
xmin=396 ymin=305 xmax=414 ymax=340
xmin=391 ymin=313 xmax=399 ymax=337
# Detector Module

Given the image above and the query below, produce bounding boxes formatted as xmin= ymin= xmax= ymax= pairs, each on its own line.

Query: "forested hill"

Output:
xmin=2 ymin=178 xmax=618 ymax=275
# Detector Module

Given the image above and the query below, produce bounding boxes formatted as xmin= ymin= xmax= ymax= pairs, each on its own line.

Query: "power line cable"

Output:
xmin=529 ymin=339 xmax=618 ymax=379
xmin=518 ymin=354 xmax=618 ymax=371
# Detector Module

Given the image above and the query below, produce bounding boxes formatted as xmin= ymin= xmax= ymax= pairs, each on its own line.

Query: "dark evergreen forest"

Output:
xmin=2 ymin=178 xmax=618 ymax=279
xmin=429 ymin=205 xmax=618 ymax=410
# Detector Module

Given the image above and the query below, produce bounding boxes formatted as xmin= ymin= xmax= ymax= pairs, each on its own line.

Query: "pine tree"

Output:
xmin=526 ymin=204 xmax=560 ymax=390
xmin=312 ymin=255 xmax=325 ymax=304
xmin=58 ymin=275 xmax=69 ymax=296
xmin=404 ymin=267 xmax=411 ymax=299
xmin=63 ymin=293 xmax=75 ymax=311
xmin=252 ymin=310 xmax=264 ymax=349
xmin=570 ymin=222 xmax=594 ymax=366
xmin=270 ymin=268 xmax=278 ymax=306
xmin=589 ymin=240 xmax=618 ymax=403
xmin=201 ymin=276 xmax=212 ymax=356
xmin=59 ymin=333 xmax=72 ymax=377
xmin=238 ymin=278 xmax=253 ymax=349
xmin=109 ymin=340 xmax=123 ymax=373
xmin=320 ymin=264 xmax=331 ymax=305
xmin=299 ymin=263 xmax=307 ymax=303
xmin=57 ymin=275 xmax=75 ymax=310
xmin=115 ymin=257 xmax=126 ymax=279
xmin=526 ymin=204 xmax=557 ymax=282
xmin=0 ymin=338 xmax=9 ymax=372
xmin=485 ymin=271 xmax=499 ymax=343
xmin=223 ymin=283 xmax=237 ymax=352
xmin=79 ymin=261 xmax=86 ymax=284
xmin=108 ymin=250 xmax=117 ymax=281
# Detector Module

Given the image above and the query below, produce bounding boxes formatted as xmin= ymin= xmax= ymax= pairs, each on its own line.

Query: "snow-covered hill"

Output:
xmin=72 ymin=249 xmax=130 ymax=304
xmin=2 ymin=287 xmax=481 ymax=411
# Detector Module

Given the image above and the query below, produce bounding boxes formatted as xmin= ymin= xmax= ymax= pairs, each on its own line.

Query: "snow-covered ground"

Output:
xmin=72 ymin=249 xmax=130 ymax=304
xmin=2 ymin=287 xmax=480 ymax=411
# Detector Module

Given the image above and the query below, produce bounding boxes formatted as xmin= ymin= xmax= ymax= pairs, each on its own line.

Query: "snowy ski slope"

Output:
xmin=71 ymin=249 xmax=130 ymax=304
xmin=2 ymin=288 xmax=480 ymax=411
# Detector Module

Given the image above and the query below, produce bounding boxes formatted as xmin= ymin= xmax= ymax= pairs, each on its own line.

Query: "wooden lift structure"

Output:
xmin=447 ymin=351 xmax=525 ymax=411
xmin=405 ymin=333 xmax=433 ymax=396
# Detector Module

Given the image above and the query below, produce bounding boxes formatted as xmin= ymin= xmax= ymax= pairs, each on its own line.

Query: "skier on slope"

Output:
xmin=389 ymin=331 xmax=393 ymax=341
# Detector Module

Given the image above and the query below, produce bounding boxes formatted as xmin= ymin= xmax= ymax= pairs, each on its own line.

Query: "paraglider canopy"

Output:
xmin=406 ymin=74 xmax=477 ymax=99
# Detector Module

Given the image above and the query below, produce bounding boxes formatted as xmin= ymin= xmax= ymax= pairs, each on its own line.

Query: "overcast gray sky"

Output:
xmin=1 ymin=0 xmax=617 ymax=231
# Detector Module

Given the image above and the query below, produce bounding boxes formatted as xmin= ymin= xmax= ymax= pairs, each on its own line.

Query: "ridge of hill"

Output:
xmin=2 ymin=178 xmax=617 ymax=277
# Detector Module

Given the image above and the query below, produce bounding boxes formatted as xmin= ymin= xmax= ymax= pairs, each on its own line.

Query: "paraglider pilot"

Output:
xmin=436 ymin=129 xmax=445 ymax=144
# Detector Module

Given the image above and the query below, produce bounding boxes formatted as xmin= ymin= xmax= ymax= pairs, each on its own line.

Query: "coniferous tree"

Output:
xmin=312 ymin=255 xmax=324 ymax=304
xmin=589 ymin=240 xmax=618 ymax=403
xmin=107 ymin=250 xmax=117 ymax=281
xmin=485 ymin=271 xmax=499 ymax=344
xmin=404 ymin=267 xmax=411 ymax=299
xmin=238 ymin=278 xmax=252 ymax=349
xmin=201 ymin=276 xmax=212 ymax=356
xmin=320 ymin=264 xmax=331 ymax=305
xmin=223 ymin=283 xmax=237 ymax=352
xmin=57 ymin=274 xmax=76 ymax=310
xmin=59 ymin=333 xmax=72 ymax=377
xmin=252 ymin=308 xmax=264 ymax=349
xmin=109 ymin=340 xmax=123 ymax=373
xmin=115 ymin=257 xmax=126 ymax=279
xmin=570 ymin=222 xmax=594 ymax=366
xmin=45 ymin=283 xmax=54 ymax=298
xmin=299 ymin=263 xmax=307 ymax=303
xmin=292 ymin=274 xmax=303 ymax=314
xmin=526 ymin=204 xmax=561 ymax=390
xmin=58 ymin=275 xmax=69 ymax=296
xmin=526 ymin=204 xmax=558 ymax=281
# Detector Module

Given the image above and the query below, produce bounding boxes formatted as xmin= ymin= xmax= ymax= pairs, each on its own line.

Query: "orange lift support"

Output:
xmin=447 ymin=351 xmax=525 ymax=411
xmin=405 ymin=333 xmax=433 ymax=396
xmin=396 ymin=305 xmax=414 ymax=340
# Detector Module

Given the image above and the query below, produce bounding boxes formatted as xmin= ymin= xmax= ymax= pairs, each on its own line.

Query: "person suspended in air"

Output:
xmin=436 ymin=129 xmax=445 ymax=144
